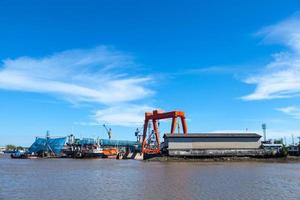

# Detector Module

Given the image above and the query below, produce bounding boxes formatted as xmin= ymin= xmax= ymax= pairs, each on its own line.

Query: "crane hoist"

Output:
xmin=103 ymin=124 xmax=112 ymax=140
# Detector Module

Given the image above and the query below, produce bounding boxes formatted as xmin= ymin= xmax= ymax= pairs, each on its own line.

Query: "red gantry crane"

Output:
xmin=141 ymin=110 xmax=188 ymax=154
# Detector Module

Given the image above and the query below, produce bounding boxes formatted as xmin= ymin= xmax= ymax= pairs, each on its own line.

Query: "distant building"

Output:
xmin=163 ymin=133 xmax=263 ymax=157
xmin=287 ymin=145 xmax=300 ymax=156
xmin=164 ymin=133 xmax=261 ymax=150
xmin=261 ymin=143 xmax=283 ymax=155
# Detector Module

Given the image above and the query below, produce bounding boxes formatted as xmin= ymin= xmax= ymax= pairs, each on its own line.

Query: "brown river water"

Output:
xmin=1 ymin=155 xmax=300 ymax=200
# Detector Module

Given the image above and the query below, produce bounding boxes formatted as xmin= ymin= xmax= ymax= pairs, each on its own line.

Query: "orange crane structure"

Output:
xmin=141 ymin=110 xmax=188 ymax=154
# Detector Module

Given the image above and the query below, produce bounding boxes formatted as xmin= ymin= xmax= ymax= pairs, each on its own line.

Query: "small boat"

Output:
xmin=3 ymin=150 xmax=17 ymax=154
xmin=103 ymin=148 xmax=118 ymax=159
xmin=10 ymin=151 xmax=28 ymax=159
xmin=80 ymin=145 xmax=105 ymax=158
xmin=27 ymin=155 xmax=39 ymax=159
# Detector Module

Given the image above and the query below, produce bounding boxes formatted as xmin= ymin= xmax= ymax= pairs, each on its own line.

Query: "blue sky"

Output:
xmin=1 ymin=0 xmax=300 ymax=146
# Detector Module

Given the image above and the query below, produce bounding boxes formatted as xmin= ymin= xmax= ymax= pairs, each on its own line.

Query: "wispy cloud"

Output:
xmin=0 ymin=46 xmax=155 ymax=126
xmin=186 ymin=66 xmax=235 ymax=74
xmin=73 ymin=122 xmax=100 ymax=126
xmin=94 ymin=104 xmax=155 ymax=127
xmin=209 ymin=129 xmax=251 ymax=133
xmin=241 ymin=14 xmax=300 ymax=100
xmin=276 ymin=106 xmax=300 ymax=119
xmin=0 ymin=46 xmax=153 ymax=105
xmin=210 ymin=129 xmax=300 ymax=143
xmin=186 ymin=66 xmax=247 ymax=75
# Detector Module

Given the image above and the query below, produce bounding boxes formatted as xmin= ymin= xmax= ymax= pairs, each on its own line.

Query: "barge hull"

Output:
xmin=168 ymin=149 xmax=274 ymax=157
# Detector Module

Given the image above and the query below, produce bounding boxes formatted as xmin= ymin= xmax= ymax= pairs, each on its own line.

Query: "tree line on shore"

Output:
xmin=4 ymin=144 xmax=25 ymax=151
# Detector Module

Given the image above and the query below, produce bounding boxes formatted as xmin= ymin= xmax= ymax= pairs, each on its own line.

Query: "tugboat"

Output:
xmin=80 ymin=144 xmax=105 ymax=158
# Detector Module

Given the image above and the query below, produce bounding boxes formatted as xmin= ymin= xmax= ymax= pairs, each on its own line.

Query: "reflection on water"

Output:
xmin=1 ymin=156 xmax=300 ymax=200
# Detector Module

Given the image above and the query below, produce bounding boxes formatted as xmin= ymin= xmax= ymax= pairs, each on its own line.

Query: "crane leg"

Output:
xmin=171 ymin=117 xmax=177 ymax=134
xmin=152 ymin=119 xmax=160 ymax=149
xmin=142 ymin=119 xmax=149 ymax=153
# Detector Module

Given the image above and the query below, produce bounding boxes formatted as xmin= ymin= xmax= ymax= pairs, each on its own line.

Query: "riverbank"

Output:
xmin=145 ymin=155 xmax=300 ymax=162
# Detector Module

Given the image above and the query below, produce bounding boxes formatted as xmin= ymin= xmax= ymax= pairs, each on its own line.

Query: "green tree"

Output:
xmin=5 ymin=144 xmax=16 ymax=150
xmin=274 ymin=138 xmax=283 ymax=144
xmin=16 ymin=146 xmax=24 ymax=150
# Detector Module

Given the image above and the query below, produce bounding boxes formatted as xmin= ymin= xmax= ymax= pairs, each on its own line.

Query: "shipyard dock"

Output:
xmin=6 ymin=110 xmax=297 ymax=160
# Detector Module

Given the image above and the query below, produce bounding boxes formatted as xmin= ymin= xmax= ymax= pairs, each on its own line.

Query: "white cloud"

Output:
xmin=242 ymin=14 xmax=300 ymax=100
xmin=276 ymin=106 xmax=300 ymax=119
xmin=186 ymin=66 xmax=248 ymax=75
xmin=209 ymin=129 xmax=251 ymax=133
xmin=210 ymin=129 xmax=300 ymax=144
xmin=94 ymin=104 xmax=155 ymax=127
xmin=73 ymin=122 xmax=100 ymax=126
xmin=186 ymin=66 xmax=235 ymax=74
xmin=0 ymin=46 xmax=156 ymax=126
xmin=0 ymin=46 xmax=153 ymax=105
